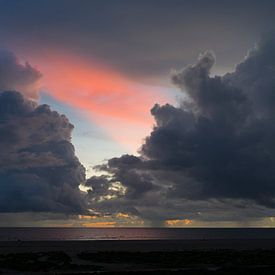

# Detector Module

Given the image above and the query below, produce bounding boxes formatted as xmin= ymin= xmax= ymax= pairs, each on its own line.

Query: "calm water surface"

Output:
xmin=1 ymin=228 xmax=275 ymax=241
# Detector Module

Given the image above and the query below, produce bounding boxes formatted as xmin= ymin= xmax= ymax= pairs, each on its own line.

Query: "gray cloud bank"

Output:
xmin=1 ymin=0 xmax=275 ymax=80
xmin=85 ymin=33 xmax=275 ymax=224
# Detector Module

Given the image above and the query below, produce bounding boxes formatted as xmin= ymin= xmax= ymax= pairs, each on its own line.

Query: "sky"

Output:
xmin=1 ymin=0 xmax=275 ymax=227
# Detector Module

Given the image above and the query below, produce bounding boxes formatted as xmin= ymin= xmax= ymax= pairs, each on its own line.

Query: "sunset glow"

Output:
xmin=19 ymin=49 xmax=170 ymax=151
xmin=2 ymin=0 xmax=275 ymax=232
xmin=165 ymin=219 xmax=193 ymax=226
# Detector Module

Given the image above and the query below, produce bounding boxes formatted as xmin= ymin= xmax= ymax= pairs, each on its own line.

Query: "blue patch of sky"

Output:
xmin=39 ymin=92 xmax=128 ymax=176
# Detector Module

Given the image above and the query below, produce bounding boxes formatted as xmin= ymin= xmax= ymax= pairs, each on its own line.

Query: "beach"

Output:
xmin=1 ymin=240 xmax=275 ymax=273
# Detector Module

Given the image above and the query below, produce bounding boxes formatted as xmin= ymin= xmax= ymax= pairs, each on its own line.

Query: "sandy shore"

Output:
xmin=1 ymin=240 xmax=275 ymax=273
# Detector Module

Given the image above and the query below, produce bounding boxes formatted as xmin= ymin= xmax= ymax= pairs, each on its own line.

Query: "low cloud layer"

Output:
xmin=85 ymin=33 xmax=275 ymax=225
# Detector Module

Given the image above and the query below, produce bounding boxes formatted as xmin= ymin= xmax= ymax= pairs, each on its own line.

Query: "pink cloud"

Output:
xmin=19 ymin=48 xmax=170 ymax=151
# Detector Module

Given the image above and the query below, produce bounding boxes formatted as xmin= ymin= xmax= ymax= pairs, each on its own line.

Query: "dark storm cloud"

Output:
xmin=90 ymin=154 xmax=156 ymax=200
xmin=0 ymin=91 xmax=87 ymax=213
xmin=1 ymin=0 xmax=275 ymax=79
xmin=144 ymin=33 xmax=275 ymax=205
xmin=0 ymin=50 xmax=41 ymax=99
xmin=86 ymin=33 xmax=275 ymax=223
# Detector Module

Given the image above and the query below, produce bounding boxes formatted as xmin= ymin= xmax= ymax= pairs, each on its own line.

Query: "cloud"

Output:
xmin=2 ymin=0 xmax=275 ymax=80
xmin=86 ymin=33 xmax=275 ymax=224
xmin=0 ymin=91 xmax=87 ymax=214
xmin=2 ymin=33 xmax=275 ymax=226
xmin=0 ymin=50 xmax=41 ymax=100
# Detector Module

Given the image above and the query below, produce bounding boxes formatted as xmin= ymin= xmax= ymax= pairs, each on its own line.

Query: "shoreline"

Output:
xmin=2 ymin=239 xmax=275 ymax=252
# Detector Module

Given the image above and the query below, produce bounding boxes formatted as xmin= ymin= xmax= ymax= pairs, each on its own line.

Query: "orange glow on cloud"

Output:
xmin=20 ymin=49 xmax=170 ymax=151
xmin=165 ymin=219 xmax=192 ymax=226
xmin=82 ymin=221 xmax=117 ymax=227
xmin=116 ymin=213 xmax=130 ymax=219
xmin=78 ymin=212 xmax=145 ymax=227
xmin=78 ymin=215 xmax=97 ymax=220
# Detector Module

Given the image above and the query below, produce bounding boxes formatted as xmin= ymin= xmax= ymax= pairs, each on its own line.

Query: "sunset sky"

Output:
xmin=1 ymin=0 xmax=275 ymax=227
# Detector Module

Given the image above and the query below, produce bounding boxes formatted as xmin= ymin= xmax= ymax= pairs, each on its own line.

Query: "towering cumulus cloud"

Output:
xmin=0 ymin=91 xmax=87 ymax=213
xmin=0 ymin=50 xmax=42 ymax=100
xmin=86 ymin=33 xmax=275 ymax=225
xmin=0 ymin=50 xmax=86 ymax=214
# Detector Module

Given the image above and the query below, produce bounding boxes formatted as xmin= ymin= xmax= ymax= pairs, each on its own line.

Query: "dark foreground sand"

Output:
xmin=1 ymin=240 xmax=275 ymax=274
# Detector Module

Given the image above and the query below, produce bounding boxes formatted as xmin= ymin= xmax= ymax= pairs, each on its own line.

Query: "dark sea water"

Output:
xmin=1 ymin=228 xmax=275 ymax=241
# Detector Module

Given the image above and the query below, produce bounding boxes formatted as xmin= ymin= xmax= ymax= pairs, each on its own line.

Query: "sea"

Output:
xmin=1 ymin=228 xmax=275 ymax=241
